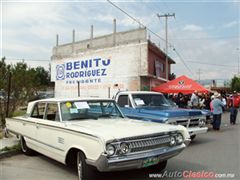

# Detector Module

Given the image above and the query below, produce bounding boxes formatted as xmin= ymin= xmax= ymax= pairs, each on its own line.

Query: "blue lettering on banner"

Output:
xmin=101 ymin=69 xmax=107 ymax=76
xmin=66 ymin=79 xmax=101 ymax=84
xmin=56 ymin=57 xmax=111 ymax=84
xmin=102 ymin=59 xmax=110 ymax=66
xmin=66 ymin=62 xmax=72 ymax=70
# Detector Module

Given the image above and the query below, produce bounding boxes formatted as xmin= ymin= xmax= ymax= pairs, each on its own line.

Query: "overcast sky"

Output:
xmin=1 ymin=0 xmax=239 ymax=80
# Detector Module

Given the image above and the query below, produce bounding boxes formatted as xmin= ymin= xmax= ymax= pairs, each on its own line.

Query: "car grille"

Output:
xmin=129 ymin=136 xmax=171 ymax=153
xmin=176 ymin=120 xmax=189 ymax=127
xmin=189 ymin=119 xmax=200 ymax=127
xmin=176 ymin=118 xmax=200 ymax=128
xmin=119 ymin=133 xmax=173 ymax=154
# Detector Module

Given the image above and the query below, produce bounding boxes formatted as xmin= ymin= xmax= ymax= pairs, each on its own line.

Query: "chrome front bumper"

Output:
xmin=86 ymin=143 xmax=186 ymax=172
xmin=187 ymin=127 xmax=208 ymax=136
xmin=184 ymin=138 xmax=191 ymax=146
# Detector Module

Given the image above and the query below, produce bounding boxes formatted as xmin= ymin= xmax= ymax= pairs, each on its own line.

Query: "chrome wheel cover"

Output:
xmin=20 ymin=137 xmax=27 ymax=152
xmin=77 ymin=153 xmax=83 ymax=180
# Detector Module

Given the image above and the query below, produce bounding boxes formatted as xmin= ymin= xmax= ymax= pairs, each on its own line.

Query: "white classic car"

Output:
xmin=6 ymin=98 xmax=190 ymax=180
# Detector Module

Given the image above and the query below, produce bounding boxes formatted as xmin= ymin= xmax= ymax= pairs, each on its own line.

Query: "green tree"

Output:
xmin=231 ymin=76 xmax=240 ymax=92
xmin=0 ymin=57 xmax=52 ymax=126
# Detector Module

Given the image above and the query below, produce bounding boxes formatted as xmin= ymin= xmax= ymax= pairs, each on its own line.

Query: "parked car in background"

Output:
xmin=37 ymin=91 xmax=54 ymax=99
xmin=115 ymin=91 xmax=208 ymax=140
xmin=0 ymin=90 xmax=6 ymax=100
xmin=6 ymin=98 xmax=190 ymax=180
xmin=166 ymin=96 xmax=212 ymax=125
xmin=201 ymin=109 xmax=213 ymax=124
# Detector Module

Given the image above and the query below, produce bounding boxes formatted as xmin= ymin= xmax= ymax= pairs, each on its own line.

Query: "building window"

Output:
xmin=155 ymin=59 xmax=164 ymax=77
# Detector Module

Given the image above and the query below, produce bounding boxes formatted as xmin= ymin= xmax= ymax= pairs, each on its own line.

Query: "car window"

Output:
xmin=132 ymin=94 xmax=171 ymax=107
xmin=31 ymin=102 xmax=46 ymax=119
xmin=45 ymin=103 xmax=60 ymax=121
xmin=118 ymin=95 xmax=131 ymax=107
xmin=60 ymin=100 xmax=123 ymax=121
xmin=118 ymin=95 xmax=128 ymax=107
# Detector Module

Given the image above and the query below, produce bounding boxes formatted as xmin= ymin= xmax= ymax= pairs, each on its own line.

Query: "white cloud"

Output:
xmin=96 ymin=14 xmax=115 ymax=23
xmin=3 ymin=43 xmax=50 ymax=55
xmin=223 ymin=20 xmax=239 ymax=28
xmin=159 ymin=22 xmax=239 ymax=80
xmin=183 ymin=24 xmax=203 ymax=31
xmin=174 ymin=39 xmax=237 ymax=79
xmin=2 ymin=1 xmax=238 ymax=80
xmin=3 ymin=3 xmax=66 ymax=25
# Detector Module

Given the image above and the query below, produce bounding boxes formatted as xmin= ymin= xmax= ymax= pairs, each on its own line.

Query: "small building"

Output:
xmin=51 ymin=22 xmax=175 ymax=98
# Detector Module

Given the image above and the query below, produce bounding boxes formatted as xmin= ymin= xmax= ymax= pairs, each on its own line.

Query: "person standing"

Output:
xmin=228 ymin=91 xmax=240 ymax=125
xmin=221 ymin=95 xmax=227 ymax=111
xmin=176 ymin=93 xmax=185 ymax=108
xmin=199 ymin=94 xmax=206 ymax=109
xmin=211 ymin=93 xmax=225 ymax=131
xmin=190 ymin=90 xmax=199 ymax=108
xmin=204 ymin=94 xmax=211 ymax=110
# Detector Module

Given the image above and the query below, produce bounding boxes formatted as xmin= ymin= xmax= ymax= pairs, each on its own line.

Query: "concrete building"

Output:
xmin=51 ymin=22 xmax=175 ymax=98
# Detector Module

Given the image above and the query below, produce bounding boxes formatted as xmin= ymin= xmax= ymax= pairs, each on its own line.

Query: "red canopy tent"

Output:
xmin=152 ymin=75 xmax=209 ymax=94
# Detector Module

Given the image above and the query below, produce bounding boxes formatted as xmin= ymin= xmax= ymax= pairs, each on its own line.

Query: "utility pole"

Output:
xmin=6 ymin=72 xmax=12 ymax=117
xmin=197 ymin=68 xmax=202 ymax=82
xmin=237 ymin=48 xmax=240 ymax=75
xmin=157 ymin=13 xmax=175 ymax=80
xmin=77 ymin=81 xmax=80 ymax=97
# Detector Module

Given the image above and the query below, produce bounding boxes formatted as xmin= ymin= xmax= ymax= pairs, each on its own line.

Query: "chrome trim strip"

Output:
xmin=125 ymin=114 xmax=205 ymax=124
xmin=10 ymin=117 xmax=100 ymax=139
xmin=124 ymin=114 xmax=161 ymax=122
xmin=117 ymin=134 xmax=170 ymax=144
xmin=26 ymin=136 xmax=65 ymax=152
xmin=7 ymin=129 xmax=65 ymax=152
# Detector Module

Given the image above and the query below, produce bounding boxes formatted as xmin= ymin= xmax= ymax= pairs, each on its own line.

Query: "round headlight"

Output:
xmin=199 ymin=119 xmax=206 ymax=127
xmin=169 ymin=136 xmax=176 ymax=146
xmin=106 ymin=144 xmax=115 ymax=156
xmin=176 ymin=134 xmax=184 ymax=144
xmin=120 ymin=142 xmax=129 ymax=154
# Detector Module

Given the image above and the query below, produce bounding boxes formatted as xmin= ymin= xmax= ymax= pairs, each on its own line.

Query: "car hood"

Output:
xmin=201 ymin=109 xmax=212 ymax=116
xmin=65 ymin=118 xmax=189 ymax=142
xmin=136 ymin=107 xmax=203 ymax=118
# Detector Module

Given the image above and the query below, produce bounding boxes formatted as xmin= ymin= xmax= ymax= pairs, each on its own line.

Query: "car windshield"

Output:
xmin=166 ymin=98 xmax=177 ymax=107
xmin=132 ymin=94 xmax=172 ymax=107
xmin=60 ymin=100 xmax=124 ymax=121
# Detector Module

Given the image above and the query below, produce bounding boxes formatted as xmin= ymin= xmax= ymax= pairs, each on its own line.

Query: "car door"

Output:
xmin=24 ymin=102 xmax=46 ymax=149
xmin=35 ymin=102 xmax=66 ymax=162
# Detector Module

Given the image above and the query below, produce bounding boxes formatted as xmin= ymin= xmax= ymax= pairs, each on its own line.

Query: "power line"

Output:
xmin=170 ymin=35 xmax=238 ymax=41
xmin=106 ymin=0 xmax=169 ymax=44
xmin=5 ymin=57 xmax=50 ymax=62
xmin=172 ymin=48 xmax=195 ymax=77
xmin=186 ymin=61 xmax=235 ymax=67
xmin=106 ymin=0 xmax=195 ymax=78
